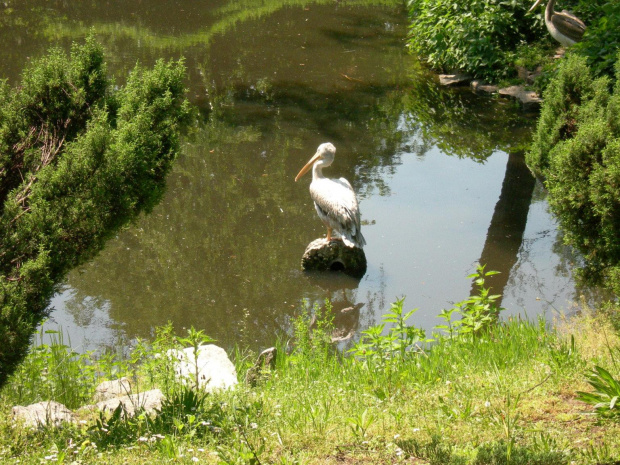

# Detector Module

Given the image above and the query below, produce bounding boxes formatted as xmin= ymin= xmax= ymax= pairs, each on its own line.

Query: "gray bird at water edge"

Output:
xmin=528 ymin=0 xmax=586 ymax=47
xmin=295 ymin=143 xmax=366 ymax=249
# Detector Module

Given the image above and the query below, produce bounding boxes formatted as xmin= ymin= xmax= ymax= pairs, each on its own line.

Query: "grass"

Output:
xmin=1 ymin=281 xmax=620 ymax=464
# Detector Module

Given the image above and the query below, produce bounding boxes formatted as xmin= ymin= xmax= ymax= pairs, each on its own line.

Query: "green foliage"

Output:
xmin=574 ymin=0 xmax=620 ymax=78
xmin=577 ymin=365 xmax=620 ymax=419
xmin=407 ymin=0 xmax=546 ymax=81
xmin=349 ymin=297 xmax=426 ymax=367
xmin=437 ymin=265 xmax=504 ymax=337
xmin=0 ymin=37 xmax=193 ymax=386
xmin=175 ymin=327 xmax=216 ymax=390
xmin=527 ymin=54 xmax=600 ymax=175
xmin=291 ymin=299 xmax=335 ymax=362
xmin=528 ymin=52 xmax=620 ymax=293
xmin=398 ymin=435 xmax=569 ymax=464
xmin=3 ymin=286 xmax=620 ymax=463
xmin=131 ymin=322 xmax=180 ymax=396
xmin=4 ymin=324 xmax=97 ymax=409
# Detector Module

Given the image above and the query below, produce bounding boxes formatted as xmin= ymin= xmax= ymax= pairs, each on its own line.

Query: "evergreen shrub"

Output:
xmin=0 ymin=37 xmax=193 ymax=386
xmin=528 ymin=53 xmax=620 ymax=293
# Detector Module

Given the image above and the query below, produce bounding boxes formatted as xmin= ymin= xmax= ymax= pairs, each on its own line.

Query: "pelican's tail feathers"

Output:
xmin=339 ymin=230 xmax=366 ymax=249
xmin=355 ymin=230 xmax=366 ymax=249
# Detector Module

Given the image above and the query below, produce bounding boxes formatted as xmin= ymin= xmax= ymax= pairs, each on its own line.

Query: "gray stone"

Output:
xmin=246 ymin=347 xmax=277 ymax=386
xmin=439 ymin=73 xmax=472 ymax=87
xmin=516 ymin=66 xmax=543 ymax=85
xmin=498 ymin=85 xmax=543 ymax=111
xmin=95 ymin=389 xmax=164 ymax=417
xmin=12 ymin=401 xmax=73 ymax=427
xmin=471 ymin=80 xmax=499 ymax=95
xmin=94 ymin=377 xmax=132 ymax=402
xmin=167 ymin=344 xmax=238 ymax=392
xmin=301 ymin=238 xmax=366 ymax=278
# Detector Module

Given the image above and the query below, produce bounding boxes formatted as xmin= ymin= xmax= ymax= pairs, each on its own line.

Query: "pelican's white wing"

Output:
xmin=309 ymin=177 xmax=366 ymax=248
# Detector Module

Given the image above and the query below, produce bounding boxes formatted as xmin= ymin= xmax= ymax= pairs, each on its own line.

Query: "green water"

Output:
xmin=0 ymin=0 xmax=603 ymax=351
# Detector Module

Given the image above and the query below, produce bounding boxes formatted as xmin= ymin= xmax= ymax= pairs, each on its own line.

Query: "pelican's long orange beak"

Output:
xmin=294 ymin=152 xmax=322 ymax=182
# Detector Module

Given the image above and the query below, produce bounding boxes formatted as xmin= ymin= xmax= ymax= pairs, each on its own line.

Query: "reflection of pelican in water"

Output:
xmin=528 ymin=0 xmax=586 ymax=47
xmin=295 ymin=143 xmax=366 ymax=249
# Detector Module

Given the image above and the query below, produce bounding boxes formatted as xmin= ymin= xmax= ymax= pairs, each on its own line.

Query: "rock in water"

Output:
xmin=301 ymin=238 xmax=366 ymax=278
xmin=498 ymin=85 xmax=542 ymax=112
xmin=167 ymin=344 xmax=238 ymax=392
xmin=439 ymin=73 xmax=472 ymax=86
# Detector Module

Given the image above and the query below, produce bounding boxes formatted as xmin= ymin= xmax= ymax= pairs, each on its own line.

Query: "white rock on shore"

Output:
xmin=167 ymin=344 xmax=238 ymax=392
xmin=12 ymin=400 xmax=73 ymax=427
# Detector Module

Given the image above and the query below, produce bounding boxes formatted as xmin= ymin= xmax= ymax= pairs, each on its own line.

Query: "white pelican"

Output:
xmin=528 ymin=0 xmax=586 ymax=47
xmin=295 ymin=143 xmax=366 ymax=249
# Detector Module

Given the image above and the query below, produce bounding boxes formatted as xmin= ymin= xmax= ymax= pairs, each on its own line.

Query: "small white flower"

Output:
xmin=138 ymin=437 xmax=148 ymax=442
xmin=192 ymin=458 xmax=199 ymax=463
xmin=484 ymin=401 xmax=491 ymax=408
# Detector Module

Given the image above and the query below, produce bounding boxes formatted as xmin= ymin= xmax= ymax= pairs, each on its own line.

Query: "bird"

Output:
xmin=528 ymin=0 xmax=586 ymax=47
xmin=295 ymin=143 xmax=366 ymax=249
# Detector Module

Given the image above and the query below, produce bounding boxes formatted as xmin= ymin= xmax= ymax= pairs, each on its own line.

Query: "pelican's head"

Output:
xmin=295 ymin=143 xmax=336 ymax=182
xmin=528 ymin=0 xmax=545 ymax=13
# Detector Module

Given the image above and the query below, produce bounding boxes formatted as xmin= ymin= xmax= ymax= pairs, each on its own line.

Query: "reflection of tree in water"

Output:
xmin=57 ymin=286 xmax=110 ymax=328
xmin=549 ymin=215 xmax=614 ymax=306
xmin=399 ymin=74 xmax=535 ymax=161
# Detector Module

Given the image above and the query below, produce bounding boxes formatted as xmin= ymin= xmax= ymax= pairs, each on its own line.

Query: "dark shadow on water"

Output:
xmin=473 ymin=150 xmax=537 ymax=305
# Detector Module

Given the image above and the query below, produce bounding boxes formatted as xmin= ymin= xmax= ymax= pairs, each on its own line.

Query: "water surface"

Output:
xmin=0 ymin=0 xmax=604 ymax=352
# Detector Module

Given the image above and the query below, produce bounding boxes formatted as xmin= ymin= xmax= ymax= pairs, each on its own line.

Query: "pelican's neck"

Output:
xmin=545 ymin=0 xmax=555 ymax=22
xmin=312 ymin=160 xmax=327 ymax=180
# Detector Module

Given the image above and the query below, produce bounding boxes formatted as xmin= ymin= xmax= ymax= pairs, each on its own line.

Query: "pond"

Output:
xmin=0 ymin=0 xmax=606 ymax=352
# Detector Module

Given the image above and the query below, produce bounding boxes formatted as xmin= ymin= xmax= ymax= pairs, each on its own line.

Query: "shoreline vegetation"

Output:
xmin=407 ymin=0 xmax=620 ymax=88
xmin=1 ymin=269 xmax=620 ymax=464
